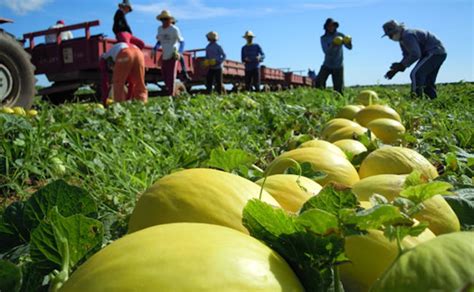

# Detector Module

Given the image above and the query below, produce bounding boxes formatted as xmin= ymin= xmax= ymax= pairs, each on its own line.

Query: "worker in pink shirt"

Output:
xmin=100 ymin=42 xmax=148 ymax=105
xmin=152 ymin=10 xmax=185 ymax=97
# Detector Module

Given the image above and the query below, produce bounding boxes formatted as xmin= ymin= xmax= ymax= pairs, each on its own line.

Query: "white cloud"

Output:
xmin=0 ymin=0 xmax=52 ymax=14
xmin=300 ymin=0 xmax=379 ymax=10
xmin=134 ymin=0 xmax=239 ymax=20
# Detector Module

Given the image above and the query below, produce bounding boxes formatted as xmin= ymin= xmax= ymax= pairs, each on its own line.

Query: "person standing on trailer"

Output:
xmin=45 ymin=20 xmax=73 ymax=44
xmin=153 ymin=10 xmax=185 ymax=97
xmin=382 ymin=20 xmax=447 ymax=99
xmin=100 ymin=42 xmax=148 ymax=104
xmin=205 ymin=31 xmax=226 ymax=94
xmin=241 ymin=31 xmax=265 ymax=92
xmin=315 ymin=18 xmax=352 ymax=95
xmin=113 ymin=0 xmax=145 ymax=49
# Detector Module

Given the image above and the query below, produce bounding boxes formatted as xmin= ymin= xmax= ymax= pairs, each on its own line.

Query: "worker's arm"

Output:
xmin=321 ymin=36 xmax=330 ymax=54
xmin=219 ymin=46 xmax=226 ymax=63
xmin=343 ymin=34 xmax=352 ymax=50
xmin=400 ymin=34 xmax=422 ymax=68
xmin=178 ymin=40 xmax=185 ymax=54
xmin=257 ymin=45 xmax=265 ymax=62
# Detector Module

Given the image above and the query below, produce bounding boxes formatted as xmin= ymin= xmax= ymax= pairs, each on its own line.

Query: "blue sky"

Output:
xmin=1 ymin=0 xmax=473 ymax=86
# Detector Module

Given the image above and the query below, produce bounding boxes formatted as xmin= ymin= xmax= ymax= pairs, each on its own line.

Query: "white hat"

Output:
xmin=243 ymin=30 xmax=255 ymax=38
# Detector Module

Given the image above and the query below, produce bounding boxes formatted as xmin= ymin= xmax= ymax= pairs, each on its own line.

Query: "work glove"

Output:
xmin=390 ymin=62 xmax=406 ymax=72
xmin=173 ymin=51 xmax=181 ymax=61
xmin=385 ymin=70 xmax=398 ymax=80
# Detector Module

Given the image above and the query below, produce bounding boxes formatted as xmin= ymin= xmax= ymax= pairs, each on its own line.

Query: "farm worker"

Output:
xmin=382 ymin=20 xmax=447 ymax=99
xmin=315 ymin=18 xmax=352 ymax=95
xmin=113 ymin=0 xmax=145 ymax=49
xmin=45 ymin=20 xmax=73 ymax=44
xmin=241 ymin=31 xmax=265 ymax=92
xmin=204 ymin=31 xmax=226 ymax=94
xmin=171 ymin=17 xmax=191 ymax=82
xmin=153 ymin=10 xmax=185 ymax=97
xmin=100 ymin=42 xmax=148 ymax=105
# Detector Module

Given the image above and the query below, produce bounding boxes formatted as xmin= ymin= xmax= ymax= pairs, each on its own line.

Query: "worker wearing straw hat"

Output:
xmin=153 ymin=10 xmax=185 ymax=96
xmin=382 ymin=20 xmax=447 ymax=99
xmin=204 ymin=31 xmax=226 ymax=94
xmin=241 ymin=31 xmax=265 ymax=92
xmin=113 ymin=0 xmax=145 ymax=49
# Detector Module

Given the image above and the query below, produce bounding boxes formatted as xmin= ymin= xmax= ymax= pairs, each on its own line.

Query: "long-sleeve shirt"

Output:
xmin=399 ymin=29 xmax=446 ymax=68
xmin=320 ymin=31 xmax=352 ymax=69
xmin=113 ymin=9 xmax=132 ymax=35
xmin=241 ymin=44 xmax=265 ymax=71
xmin=206 ymin=42 xmax=226 ymax=69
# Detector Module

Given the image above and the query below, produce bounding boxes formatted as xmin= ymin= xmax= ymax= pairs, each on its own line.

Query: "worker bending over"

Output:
xmin=100 ymin=42 xmax=148 ymax=104
xmin=383 ymin=20 xmax=447 ymax=99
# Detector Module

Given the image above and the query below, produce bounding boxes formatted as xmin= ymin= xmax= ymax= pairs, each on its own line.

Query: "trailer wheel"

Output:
xmin=0 ymin=32 xmax=36 ymax=109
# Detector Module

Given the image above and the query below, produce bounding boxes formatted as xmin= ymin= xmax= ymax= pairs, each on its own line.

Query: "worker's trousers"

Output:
xmin=206 ymin=68 xmax=224 ymax=94
xmin=245 ymin=68 xmax=261 ymax=92
xmin=113 ymin=47 xmax=148 ymax=103
xmin=116 ymin=32 xmax=145 ymax=50
xmin=316 ymin=65 xmax=344 ymax=95
xmin=162 ymin=59 xmax=178 ymax=96
xmin=410 ymin=53 xmax=447 ymax=99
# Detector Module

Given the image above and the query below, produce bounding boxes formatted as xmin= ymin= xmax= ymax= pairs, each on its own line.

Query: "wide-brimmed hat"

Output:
xmin=324 ymin=18 xmax=339 ymax=30
xmin=382 ymin=20 xmax=404 ymax=37
xmin=119 ymin=0 xmax=132 ymax=12
xmin=156 ymin=10 xmax=173 ymax=21
xmin=243 ymin=30 xmax=255 ymax=38
xmin=206 ymin=31 xmax=219 ymax=41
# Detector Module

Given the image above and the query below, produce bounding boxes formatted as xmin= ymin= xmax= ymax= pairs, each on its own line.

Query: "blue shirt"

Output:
xmin=206 ymin=42 xmax=226 ymax=69
xmin=241 ymin=44 xmax=265 ymax=71
xmin=399 ymin=29 xmax=446 ymax=67
xmin=320 ymin=31 xmax=352 ymax=69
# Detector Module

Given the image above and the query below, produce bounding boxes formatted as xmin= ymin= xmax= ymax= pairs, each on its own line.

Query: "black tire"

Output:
xmin=0 ymin=32 xmax=35 ymax=109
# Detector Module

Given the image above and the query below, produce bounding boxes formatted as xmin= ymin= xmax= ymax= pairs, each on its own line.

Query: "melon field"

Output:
xmin=1 ymin=84 xmax=473 ymax=291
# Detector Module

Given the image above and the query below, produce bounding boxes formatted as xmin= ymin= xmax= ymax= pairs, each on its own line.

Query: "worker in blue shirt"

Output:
xmin=383 ymin=20 xmax=447 ymax=99
xmin=315 ymin=18 xmax=352 ymax=94
xmin=241 ymin=31 xmax=265 ymax=92
xmin=204 ymin=31 xmax=226 ymax=94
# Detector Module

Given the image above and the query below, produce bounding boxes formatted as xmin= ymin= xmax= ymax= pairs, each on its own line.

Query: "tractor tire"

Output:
xmin=0 ymin=32 xmax=35 ymax=109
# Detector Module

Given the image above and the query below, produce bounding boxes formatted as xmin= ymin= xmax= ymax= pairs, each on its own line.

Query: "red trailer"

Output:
xmin=22 ymin=20 xmax=312 ymax=101
xmin=284 ymin=72 xmax=305 ymax=88
xmin=23 ymin=20 xmax=193 ymax=102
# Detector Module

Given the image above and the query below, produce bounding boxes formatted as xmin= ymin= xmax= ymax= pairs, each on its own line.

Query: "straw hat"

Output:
xmin=206 ymin=31 xmax=219 ymax=41
xmin=242 ymin=30 xmax=255 ymax=38
xmin=156 ymin=10 xmax=173 ymax=21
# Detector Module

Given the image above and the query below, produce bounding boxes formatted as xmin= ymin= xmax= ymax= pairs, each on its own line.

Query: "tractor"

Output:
xmin=0 ymin=17 xmax=35 ymax=109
